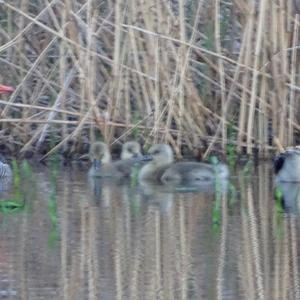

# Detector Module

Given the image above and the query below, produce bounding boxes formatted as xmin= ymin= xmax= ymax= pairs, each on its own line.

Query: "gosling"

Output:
xmin=88 ymin=142 xmax=120 ymax=178
xmin=89 ymin=141 xmax=143 ymax=178
xmin=114 ymin=141 xmax=143 ymax=177
xmin=139 ymin=144 xmax=229 ymax=185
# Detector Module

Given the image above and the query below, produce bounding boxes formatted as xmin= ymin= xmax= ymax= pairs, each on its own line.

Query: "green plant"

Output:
xmin=226 ymin=123 xmax=237 ymax=168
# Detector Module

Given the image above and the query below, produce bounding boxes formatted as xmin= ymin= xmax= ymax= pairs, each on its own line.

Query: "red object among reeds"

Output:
xmin=0 ymin=84 xmax=14 ymax=94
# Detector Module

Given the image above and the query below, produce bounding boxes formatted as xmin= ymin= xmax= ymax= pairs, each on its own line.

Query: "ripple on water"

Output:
xmin=0 ymin=163 xmax=298 ymax=299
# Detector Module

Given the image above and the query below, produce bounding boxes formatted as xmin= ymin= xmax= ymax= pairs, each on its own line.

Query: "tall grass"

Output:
xmin=0 ymin=0 xmax=299 ymax=158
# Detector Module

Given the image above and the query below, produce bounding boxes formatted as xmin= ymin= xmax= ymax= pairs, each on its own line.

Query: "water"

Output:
xmin=0 ymin=162 xmax=299 ymax=300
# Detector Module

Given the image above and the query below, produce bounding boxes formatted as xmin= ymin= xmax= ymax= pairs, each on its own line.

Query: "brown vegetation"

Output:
xmin=0 ymin=0 xmax=300 ymax=159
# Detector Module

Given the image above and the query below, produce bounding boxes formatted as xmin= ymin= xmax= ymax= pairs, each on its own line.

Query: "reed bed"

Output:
xmin=0 ymin=0 xmax=300 ymax=158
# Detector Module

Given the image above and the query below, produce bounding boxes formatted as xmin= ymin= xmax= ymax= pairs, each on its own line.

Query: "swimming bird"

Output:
xmin=0 ymin=161 xmax=12 ymax=178
xmin=139 ymin=144 xmax=229 ymax=185
xmin=138 ymin=144 xmax=174 ymax=182
xmin=0 ymin=154 xmax=12 ymax=178
xmin=274 ymin=146 xmax=300 ymax=182
xmin=113 ymin=141 xmax=143 ymax=177
xmin=120 ymin=141 xmax=142 ymax=160
xmin=88 ymin=142 xmax=121 ymax=178
xmin=0 ymin=84 xmax=14 ymax=94
xmin=88 ymin=141 xmax=143 ymax=178
xmin=0 ymin=85 xmax=13 ymax=178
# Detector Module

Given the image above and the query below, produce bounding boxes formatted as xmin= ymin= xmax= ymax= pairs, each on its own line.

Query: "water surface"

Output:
xmin=0 ymin=163 xmax=299 ymax=300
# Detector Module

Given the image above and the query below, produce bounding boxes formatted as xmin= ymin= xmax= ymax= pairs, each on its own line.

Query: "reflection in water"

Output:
xmin=276 ymin=182 xmax=300 ymax=213
xmin=1 ymin=163 xmax=300 ymax=299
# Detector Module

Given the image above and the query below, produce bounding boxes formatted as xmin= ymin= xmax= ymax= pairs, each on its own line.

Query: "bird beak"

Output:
xmin=93 ymin=159 xmax=101 ymax=170
xmin=0 ymin=84 xmax=14 ymax=94
xmin=141 ymin=155 xmax=153 ymax=162
xmin=132 ymin=152 xmax=142 ymax=158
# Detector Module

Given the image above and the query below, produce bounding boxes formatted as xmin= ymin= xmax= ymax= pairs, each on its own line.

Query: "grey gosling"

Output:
xmin=274 ymin=146 xmax=300 ymax=182
xmin=120 ymin=141 xmax=142 ymax=160
xmin=89 ymin=141 xmax=143 ymax=178
xmin=139 ymin=144 xmax=229 ymax=185
xmin=139 ymin=144 xmax=174 ymax=182
xmin=88 ymin=142 xmax=121 ymax=178
xmin=114 ymin=141 xmax=143 ymax=177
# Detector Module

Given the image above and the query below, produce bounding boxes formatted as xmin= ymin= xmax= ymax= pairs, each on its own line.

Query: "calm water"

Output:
xmin=0 ymin=162 xmax=299 ymax=300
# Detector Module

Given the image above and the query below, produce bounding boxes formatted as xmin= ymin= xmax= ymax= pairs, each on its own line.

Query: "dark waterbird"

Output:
xmin=274 ymin=146 xmax=300 ymax=182
xmin=0 ymin=83 xmax=13 ymax=179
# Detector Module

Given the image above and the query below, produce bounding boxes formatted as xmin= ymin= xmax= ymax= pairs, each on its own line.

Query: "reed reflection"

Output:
xmin=275 ymin=182 xmax=300 ymax=214
xmin=1 ymin=164 xmax=300 ymax=299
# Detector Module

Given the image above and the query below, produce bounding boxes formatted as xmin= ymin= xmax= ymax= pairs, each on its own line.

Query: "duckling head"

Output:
xmin=89 ymin=142 xmax=111 ymax=170
xmin=121 ymin=141 xmax=142 ymax=160
xmin=146 ymin=144 xmax=174 ymax=166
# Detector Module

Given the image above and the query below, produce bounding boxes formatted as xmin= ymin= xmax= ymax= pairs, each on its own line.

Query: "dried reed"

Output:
xmin=0 ymin=0 xmax=300 ymax=158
